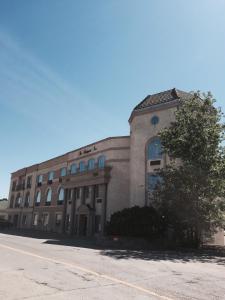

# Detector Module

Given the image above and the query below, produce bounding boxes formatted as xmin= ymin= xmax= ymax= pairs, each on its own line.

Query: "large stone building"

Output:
xmin=6 ymin=88 xmax=224 ymax=244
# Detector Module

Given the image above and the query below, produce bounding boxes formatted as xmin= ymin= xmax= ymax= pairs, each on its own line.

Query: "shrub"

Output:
xmin=106 ymin=206 xmax=165 ymax=239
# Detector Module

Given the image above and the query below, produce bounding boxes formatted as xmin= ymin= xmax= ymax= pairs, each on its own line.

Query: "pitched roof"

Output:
xmin=134 ymin=88 xmax=192 ymax=111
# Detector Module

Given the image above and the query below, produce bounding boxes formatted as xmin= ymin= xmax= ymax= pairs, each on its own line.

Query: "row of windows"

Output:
xmin=36 ymin=155 xmax=106 ymax=183
xmin=35 ymin=187 xmax=64 ymax=205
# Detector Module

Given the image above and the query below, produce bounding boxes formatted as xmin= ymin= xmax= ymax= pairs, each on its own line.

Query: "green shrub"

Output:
xmin=106 ymin=206 xmax=165 ymax=238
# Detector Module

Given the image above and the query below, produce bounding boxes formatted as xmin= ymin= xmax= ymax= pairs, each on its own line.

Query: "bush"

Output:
xmin=106 ymin=206 xmax=165 ymax=239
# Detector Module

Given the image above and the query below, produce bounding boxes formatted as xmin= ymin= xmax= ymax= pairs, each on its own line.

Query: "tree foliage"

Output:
xmin=106 ymin=206 xmax=165 ymax=238
xmin=152 ymin=92 xmax=225 ymax=247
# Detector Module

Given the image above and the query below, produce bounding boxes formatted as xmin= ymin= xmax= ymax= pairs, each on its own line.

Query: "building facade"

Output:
xmin=6 ymin=88 xmax=224 ymax=244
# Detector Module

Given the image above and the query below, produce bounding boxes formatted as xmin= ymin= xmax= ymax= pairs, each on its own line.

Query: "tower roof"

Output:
xmin=134 ymin=88 xmax=192 ymax=111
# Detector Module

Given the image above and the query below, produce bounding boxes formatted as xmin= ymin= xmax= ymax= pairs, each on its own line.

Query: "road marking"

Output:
xmin=0 ymin=243 xmax=174 ymax=300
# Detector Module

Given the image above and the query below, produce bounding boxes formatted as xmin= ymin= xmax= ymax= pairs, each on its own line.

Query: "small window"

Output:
xmin=88 ymin=159 xmax=95 ymax=170
xmin=60 ymin=167 xmax=67 ymax=177
xmin=25 ymin=193 xmax=30 ymax=207
xmin=33 ymin=214 xmax=38 ymax=226
xmin=147 ymin=138 xmax=162 ymax=160
xmin=55 ymin=213 xmax=62 ymax=225
xmin=37 ymin=175 xmax=43 ymax=183
xmin=58 ymin=188 xmax=64 ymax=202
xmin=98 ymin=156 xmax=105 ymax=169
xmin=48 ymin=171 xmax=54 ymax=181
xmin=70 ymin=163 xmax=77 ymax=174
xmin=12 ymin=181 xmax=17 ymax=191
xmin=84 ymin=186 xmax=90 ymax=198
xmin=79 ymin=161 xmax=86 ymax=172
xmin=43 ymin=213 xmax=49 ymax=226
xmin=151 ymin=115 xmax=159 ymax=125
xmin=26 ymin=176 xmax=32 ymax=188
xmin=46 ymin=189 xmax=52 ymax=203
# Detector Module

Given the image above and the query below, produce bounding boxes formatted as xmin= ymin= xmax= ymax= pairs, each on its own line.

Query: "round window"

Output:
xmin=151 ymin=115 xmax=159 ymax=125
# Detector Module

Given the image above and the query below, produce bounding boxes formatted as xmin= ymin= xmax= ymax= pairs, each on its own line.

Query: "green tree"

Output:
xmin=152 ymin=92 xmax=225 ymax=247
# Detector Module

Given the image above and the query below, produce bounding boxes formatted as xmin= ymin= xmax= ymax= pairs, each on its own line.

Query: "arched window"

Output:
xmin=25 ymin=192 xmax=30 ymax=207
xmin=147 ymin=137 xmax=162 ymax=160
xmin=70 ymin=163 xmax=77 ymax=174
xmin=88 ymin=159 xmax=95 ymax=170
xmin=35 ymin=191 xmax=41 ymax=206
xmin=60 ymin=167 xmax=67 ymax=177
xmin=98 ymin=155 xmax=105 ymax=169
xmin=79 ymin=161 xmax=85 ymax=172
xmin=46 ymin=189 xmax=52 ymax=203
xmin=58 ymin=187 xmax=64 ymax=202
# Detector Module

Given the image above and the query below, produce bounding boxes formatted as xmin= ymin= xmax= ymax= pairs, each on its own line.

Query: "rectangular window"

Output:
xmin=12 ymin=181 xmax=16 ymax=191
xmin=43 ymin=213 xmax=49 ymax=226
xmin=22 ymin=215 xmax=27 ymax=225
xmin=33 ymin=214 xmax=38 ymax=226
xmin=76 ymin=188 xmax=80 ymax=199
xmin=84 ymin=186 xmax=89 ymax=198
xmin=26 ymin=176 xmax=32 ymax=188
xmin=95 ymin=185 xmax=99 ymax=198
xmin=55 ymin=213 xmax=62 ymax=226
xmin=37 ymin=175 xmax=43 ymax=184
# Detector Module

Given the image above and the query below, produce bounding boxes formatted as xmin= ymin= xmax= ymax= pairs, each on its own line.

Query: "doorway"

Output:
xmin=79 ymin=214 xmax=87 ymax=236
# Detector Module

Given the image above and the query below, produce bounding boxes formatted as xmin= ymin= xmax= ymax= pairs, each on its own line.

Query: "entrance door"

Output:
xmin=79 ymin=214 xmax=87 ymax=236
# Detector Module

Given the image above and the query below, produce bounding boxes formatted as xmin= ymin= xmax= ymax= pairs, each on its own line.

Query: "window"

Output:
xmin=33 ymin=214 xmax=38 ymax=226
xmin=43 ymin=213 xmax=49 ymax=226
xmin=60 ymin=167 xmax=67 ymax=177
xmin=88 ymin=159 xmax=95 ymax=170
xmin=98 ymin=156 xmax=105 ymax=169
xmin=12 ymin=181 xmax=16 ymax=191
xmin=84 ymin=186 xmax=89 ymax=198
xmin=26 ymin=176 xmax=32 ymax=188
xmin=151 ymin=115 xmax=159 ymax=125
xmin=15 ymin=195 xmax=22 ymax=208
xmin=147 ymin=138 xmax=162 ymax=160
xmin=48 ymin=171 xmax=54 ymax=181
xmin=76 ymin=188 xmax=80 ymax=199
xmin=37 ymin=175 xmax=43 ymax=184
xmin=35 ymin=191 xmax=41 ymax=205
xmin=94 ymin=185 xmax=99 ymax=198
xmin=46 ymin=189 xmax=52 ymax=204
xmin=22 ymin=215 xmax=27 ymax=225
xmin=24 ymin=193 xmax=30 ymax=207
xmin=55 ymin=213 xmax=62 ymax=226
xmin=147 ymin=174 xmax=162 ymax=192
xmin=70 ymin=163 xmax=77 ymax=174
xmin=58 ymin=188 xmax=64 ymax=203
xmin=79 ymin=161 xmax=85 ymax=172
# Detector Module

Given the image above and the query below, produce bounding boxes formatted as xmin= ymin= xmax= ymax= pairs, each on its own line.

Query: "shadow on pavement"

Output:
xmin=1 ymin=229 xmax=225 ymax=265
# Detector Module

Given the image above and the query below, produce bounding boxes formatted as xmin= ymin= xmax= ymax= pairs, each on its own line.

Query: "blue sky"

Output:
xmin=0 ymin=0 xmax=225 ymax=198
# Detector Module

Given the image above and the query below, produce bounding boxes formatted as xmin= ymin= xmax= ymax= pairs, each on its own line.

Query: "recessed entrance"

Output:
xmin=79 ymin=214 xmax=87 ymax=236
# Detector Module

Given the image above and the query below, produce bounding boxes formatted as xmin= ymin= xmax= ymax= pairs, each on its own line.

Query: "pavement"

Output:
xmin=0 ymin=232 xmax=225 ymax=300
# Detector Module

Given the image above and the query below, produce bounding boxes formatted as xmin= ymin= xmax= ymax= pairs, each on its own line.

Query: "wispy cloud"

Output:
xmin=0 ymin=29 xmax=114 ymax=137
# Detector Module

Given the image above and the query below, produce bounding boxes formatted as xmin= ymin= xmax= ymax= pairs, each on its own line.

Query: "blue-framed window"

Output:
xmin=147 ymin=137 xmax=162 ymax=160
xmin=60 ymin=167 xmax=67 ymax=177
xmin=79 ymin=161 xmax=86 ymax=172
xmin=36 ymin=191 xmax=41 ymax=203
xmin=58 ymin=188 xmax=64 ymax=201
xmin=147 ymin=174 xmax=162 ymax=191
xmin=48 ymin=171 xmax=54 ymax=181
xmin=88 ymin=159 xmax=95 ymax=170
xmin=70 ymin=163 xmax=77 ymax=174
xmin=46 ymin=189 xmax=52 ymax=203
xmin=98 ymin=155 xmax=105 ymax=168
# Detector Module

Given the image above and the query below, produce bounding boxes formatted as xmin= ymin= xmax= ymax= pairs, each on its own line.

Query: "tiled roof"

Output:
xmin=134 ymin=88 xmax=192 ymax=111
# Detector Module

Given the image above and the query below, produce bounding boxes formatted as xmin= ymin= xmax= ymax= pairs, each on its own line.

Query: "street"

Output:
xmin=0 ymin=233 xmax=225 ymax=300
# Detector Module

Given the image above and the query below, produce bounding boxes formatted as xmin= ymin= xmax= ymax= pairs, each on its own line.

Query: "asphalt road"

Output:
xmin=0 ymin=233 xmax=225 ymax=300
